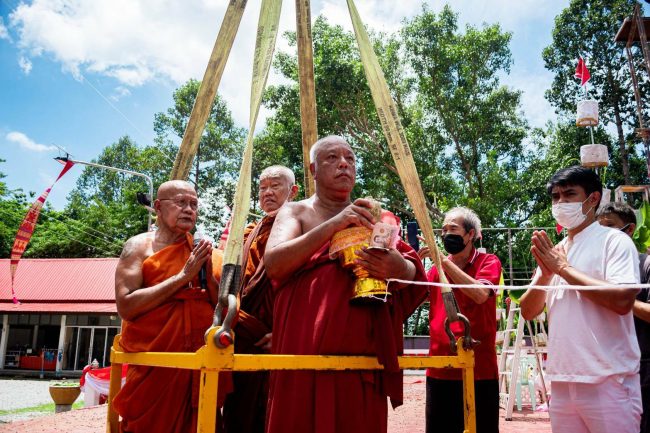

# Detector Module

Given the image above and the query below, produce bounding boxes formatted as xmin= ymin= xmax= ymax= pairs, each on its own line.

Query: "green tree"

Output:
xmin=0 ymin=159 xmax=30 ymax=257
xmin=401 ymin=5 xmax=529 ymax=226
xmin=154 ymin=79 xmax=247 ymax=234
xmin=542 ymin=0 xmax=647 ymax=184
xmin=259 ymin=17 xmax=425 ymax=217
xmin=154 ymin=79 xmax=246 ymax=193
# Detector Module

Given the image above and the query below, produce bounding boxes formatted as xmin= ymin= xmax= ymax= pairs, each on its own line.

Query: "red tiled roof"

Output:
xmin=0 ymin=258 xmax=118 ymax=303
xmin=0 ymin=302 xmax=117 ymax=313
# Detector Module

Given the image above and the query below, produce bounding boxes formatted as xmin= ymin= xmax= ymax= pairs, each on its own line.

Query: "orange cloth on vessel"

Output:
xmin=113 ymin=233 xmax=230 ymax=433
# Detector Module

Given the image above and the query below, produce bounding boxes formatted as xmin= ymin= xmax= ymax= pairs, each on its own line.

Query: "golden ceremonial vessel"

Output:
xmin=329 ymin=226 xmax=389 ymax=304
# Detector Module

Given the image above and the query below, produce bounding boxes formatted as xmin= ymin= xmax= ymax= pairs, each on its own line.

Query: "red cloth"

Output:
xmin=82 ymin=364 xmax=128 ymax=386
xmin=427 ymin=248 xmax=501 ymax=380
xmin=266 ymin=240 xmax=427 ymax=433
xmin=113 ymin=234 xmax=230 ymax=433
xmin=223 ymin=216 xmax=276 ymax=433
xmin=575 ymin=56 xmax=591 ymax=86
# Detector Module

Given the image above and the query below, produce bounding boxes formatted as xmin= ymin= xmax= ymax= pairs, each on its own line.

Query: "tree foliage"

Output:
xmin=260 ymin=11 xmax=530 ymax=229
xmin=542 ymin=0 xmax=648 ymax=183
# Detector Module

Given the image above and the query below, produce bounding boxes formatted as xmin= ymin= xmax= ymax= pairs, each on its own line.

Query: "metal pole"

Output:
xmin=55 ymin=156 xmax=154 ymax=231
xmin=507 ymin=228 xmax=514 ymax=286
xmin=624 ymin=13 xmax=650 ymax=180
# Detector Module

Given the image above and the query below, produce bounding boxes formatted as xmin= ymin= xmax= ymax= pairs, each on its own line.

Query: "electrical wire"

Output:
xmin=0 ymin=207 xmax=119 ymax=257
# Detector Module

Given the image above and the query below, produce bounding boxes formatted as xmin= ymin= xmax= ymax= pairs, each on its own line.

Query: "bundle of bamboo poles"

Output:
xmin=167 ymin=0 xmax=467 ymax=350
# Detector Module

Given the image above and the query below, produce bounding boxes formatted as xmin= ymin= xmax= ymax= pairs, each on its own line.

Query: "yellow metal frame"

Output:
xmin=106 ymin=328 xmax=476 ymax=433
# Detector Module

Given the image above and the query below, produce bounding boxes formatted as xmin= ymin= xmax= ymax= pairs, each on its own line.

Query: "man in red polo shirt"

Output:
xmin=419 ymin=206 xmax=501 ymax=433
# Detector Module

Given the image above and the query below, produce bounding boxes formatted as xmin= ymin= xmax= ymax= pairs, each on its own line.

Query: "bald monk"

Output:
xmin=223 ymin=165 xmax=298 ymax=433
xmin=264 ymin=136 xmax=428 ymax=433
xmin=113 ymin=180 xmax=228 ymax=433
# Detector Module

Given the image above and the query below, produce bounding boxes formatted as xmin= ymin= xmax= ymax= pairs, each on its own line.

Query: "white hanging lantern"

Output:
xmin=576 ymin=100 xmax=599 ymax=127
xmin=580 ymin=144 xmax=609 ymax=167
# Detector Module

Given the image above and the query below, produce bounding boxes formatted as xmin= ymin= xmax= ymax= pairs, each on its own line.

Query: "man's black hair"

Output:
xmin=596 ymin=202 xmax=637 ymax=225
xmin=546 ymin=166 xmax=603 ymax=208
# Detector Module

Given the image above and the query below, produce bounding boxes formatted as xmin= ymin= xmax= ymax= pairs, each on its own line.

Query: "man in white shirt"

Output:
xmin=520 ymin=166 xmax=641 ymax=433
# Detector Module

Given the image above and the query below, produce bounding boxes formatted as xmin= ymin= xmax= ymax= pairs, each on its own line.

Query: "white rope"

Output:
xmin=386 ymin=278 xmax=650 ymax=291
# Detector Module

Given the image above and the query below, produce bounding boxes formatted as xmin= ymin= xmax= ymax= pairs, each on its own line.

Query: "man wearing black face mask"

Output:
xmin=419 ymin=207 xmax=501 ymax=433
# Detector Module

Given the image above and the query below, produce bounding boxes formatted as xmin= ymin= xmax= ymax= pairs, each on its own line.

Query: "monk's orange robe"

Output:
xmin=113 ymin=234 xmax=230 ymax=433
xmin=223 ymin=216 xmax=276 ymax=433
xmin=266 ymin=240 xmax=428 ymax=433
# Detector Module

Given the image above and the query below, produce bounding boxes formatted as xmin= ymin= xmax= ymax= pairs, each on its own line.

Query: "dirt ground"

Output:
xmin=0 ymin=378 xmax=551 ymax=433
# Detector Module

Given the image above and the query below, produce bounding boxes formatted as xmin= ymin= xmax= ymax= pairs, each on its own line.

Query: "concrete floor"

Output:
xmin=0 ymin=378 xmax=551 ymax=433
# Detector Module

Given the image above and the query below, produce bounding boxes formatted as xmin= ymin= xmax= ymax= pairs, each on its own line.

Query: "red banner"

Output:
xmin=9 ymin=161 xmax=75 ymax=303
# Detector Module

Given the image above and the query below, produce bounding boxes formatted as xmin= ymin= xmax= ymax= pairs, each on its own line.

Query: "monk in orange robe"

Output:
xmin=223 ymin=165 xmax=298 ymax=433
xmin=113 ymin=180 xmax=229 ymax=433
xmin=264 ymin=136 xmax=428 ymax=433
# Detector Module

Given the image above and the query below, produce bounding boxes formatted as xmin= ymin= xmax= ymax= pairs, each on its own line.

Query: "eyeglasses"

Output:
xmin=159 ymin=198 xmax=199 ymax=211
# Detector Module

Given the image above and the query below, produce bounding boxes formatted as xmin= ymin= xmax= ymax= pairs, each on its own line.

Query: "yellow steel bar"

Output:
xmin=106 ymin=336 xmax=123 ymax=433
xmin=462 ymin=354 xmax=477 ymax=433
xmin=295 ymin=0 xmax=318 ymax=196
xmin=108 ymin=332 xmax=476 ymax=432
xmin=111 ymin=351 xmax=472 ymax=372
xmin=197 ymin=369 xmax=220 ymax=433
xmin=112 ymin=348 xmax=205 ymax=370
xmin=230 ymin=354 xmax=472 ymax=371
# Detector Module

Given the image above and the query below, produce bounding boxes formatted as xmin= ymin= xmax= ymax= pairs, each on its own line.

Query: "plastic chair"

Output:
xmin=515 ymin=355 xmax=537 ymax=411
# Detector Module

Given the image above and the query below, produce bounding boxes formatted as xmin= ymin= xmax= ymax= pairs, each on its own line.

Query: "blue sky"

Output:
xmin=0 ymin=0 xmax=643 ymax=210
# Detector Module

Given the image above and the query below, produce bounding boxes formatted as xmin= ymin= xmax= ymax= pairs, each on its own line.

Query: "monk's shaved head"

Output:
xmin=260 ymin=165 xmax=296 ymax=186
xmin=258 ymin=165 xmax=299 ymax=214
xmin=157 ymin=180 xmax=196 ymax=199
xmin=309 ymin=135 xmax=351 ymax=163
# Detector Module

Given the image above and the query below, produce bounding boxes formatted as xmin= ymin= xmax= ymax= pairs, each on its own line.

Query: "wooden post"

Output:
xmin=295 ymin=0 xmax=318 ymax=197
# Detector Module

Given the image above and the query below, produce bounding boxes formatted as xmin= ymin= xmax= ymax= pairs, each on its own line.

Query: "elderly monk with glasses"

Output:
xmin=113 ymin=180 xmax=231 ymax=433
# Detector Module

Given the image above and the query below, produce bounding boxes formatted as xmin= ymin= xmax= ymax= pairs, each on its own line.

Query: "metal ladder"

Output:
xmin=497 ymin=306 xmax=548 ymax=420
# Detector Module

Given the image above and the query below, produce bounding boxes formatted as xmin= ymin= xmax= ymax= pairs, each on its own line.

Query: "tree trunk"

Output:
xmin=613 ymin=102 xmax=630 ymax=185
xmin=608 ymin=69 xmax=630 ymax=184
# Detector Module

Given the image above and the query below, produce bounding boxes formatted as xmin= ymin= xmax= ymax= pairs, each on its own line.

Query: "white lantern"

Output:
xmin=580 ymin=144 xmax=609 ymax=167
xmin=576 ymin=100 xmax=599 ymax=127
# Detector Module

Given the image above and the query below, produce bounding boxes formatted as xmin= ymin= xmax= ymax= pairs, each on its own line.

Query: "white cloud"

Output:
xmin=18 ymin=55 xmax=32 ymax=74
xmin=109 ymin=86 xmax=132 ymax=102
xmin=6 ymin=131 xmax=57 ymax=152
xmin=0 ymin=17 xmax=10 ymax=41
xmin=7 ymin=0 xmax=568 ymax=129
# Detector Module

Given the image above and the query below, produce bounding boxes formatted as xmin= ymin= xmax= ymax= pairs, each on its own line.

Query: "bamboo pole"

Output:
xmin=346 ymin=0 xmax=461 ymax=325
xmin=295 ymin=0 xmax=318 ymax=197
xmin=214 ymin=0 xmax=283 ymax=347
xmin=170 ymin=0 xmax=248 ymax=181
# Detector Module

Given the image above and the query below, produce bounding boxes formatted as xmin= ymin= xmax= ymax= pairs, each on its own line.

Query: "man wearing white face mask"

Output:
xmin=520 ymin=166 xmax=641 ymax=433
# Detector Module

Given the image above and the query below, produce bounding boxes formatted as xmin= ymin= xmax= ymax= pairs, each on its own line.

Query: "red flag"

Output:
xmin=575 ymin=56 xmax=591 ymax=86
xmin=9 ymin=161 xmax=74 ymax=303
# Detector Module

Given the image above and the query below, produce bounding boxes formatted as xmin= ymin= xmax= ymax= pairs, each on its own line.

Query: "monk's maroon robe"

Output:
xmin=266 ymin=240 xmax=427 ymax=433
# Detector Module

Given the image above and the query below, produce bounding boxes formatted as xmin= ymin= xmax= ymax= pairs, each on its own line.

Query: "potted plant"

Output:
xmin=49 ymin=380 xmax=81 ymax=413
